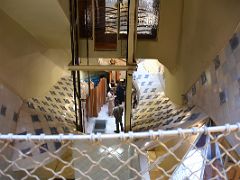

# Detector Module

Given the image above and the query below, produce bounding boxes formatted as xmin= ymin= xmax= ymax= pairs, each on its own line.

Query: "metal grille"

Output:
xmin=0 ymin=124 xmax=239 ymax=179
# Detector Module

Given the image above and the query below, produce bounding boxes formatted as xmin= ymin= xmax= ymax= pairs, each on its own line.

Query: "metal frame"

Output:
xmin=125 ymin=0 xmax=138 ymax=132
xmin=68 ymin=64 xmax=137 ymax=71
xmin=70 ymin=0 xmax=84 ymax=132
xmin=69 ymin=0 xmax=138 ymax=133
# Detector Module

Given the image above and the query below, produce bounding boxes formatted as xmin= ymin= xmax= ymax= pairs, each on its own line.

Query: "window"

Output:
xmin=79 ymin=0 xmax=159 ymax=40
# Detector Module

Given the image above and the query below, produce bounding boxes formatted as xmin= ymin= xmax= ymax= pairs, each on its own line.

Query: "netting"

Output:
xmin=0 ymin=124 xmax=239 ymax=180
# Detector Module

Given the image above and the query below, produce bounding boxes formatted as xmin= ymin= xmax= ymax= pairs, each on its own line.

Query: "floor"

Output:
xmin=86 ymin=103 xmax=125 ymax=134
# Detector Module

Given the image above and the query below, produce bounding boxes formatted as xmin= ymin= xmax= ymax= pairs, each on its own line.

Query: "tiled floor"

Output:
xmin=73 ymin=139 xmax=139 ymax=179
xmin=86 ymin=103 xmax=125 ymax=134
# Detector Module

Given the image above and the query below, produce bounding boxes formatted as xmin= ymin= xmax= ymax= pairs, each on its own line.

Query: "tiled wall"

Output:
xmin=0 ymin=84 xmax=22 ymax=133
xmin=132 ymin=61 xmax=208 ymax=132
xmin=186 ymin=31 xmax=240 ymax=153
xmin=0 ymin=75 xmax=78 ymax=170
xmin=186 ymin=32 xmax=240 ymax=126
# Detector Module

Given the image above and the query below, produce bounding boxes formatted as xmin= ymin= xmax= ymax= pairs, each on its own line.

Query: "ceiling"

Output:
xmin=0 ymin=0 xmax=70 ymax=49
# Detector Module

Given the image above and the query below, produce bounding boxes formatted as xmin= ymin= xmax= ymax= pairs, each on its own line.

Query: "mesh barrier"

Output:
xmin=0 ymin=124 xmax=239 ymax=180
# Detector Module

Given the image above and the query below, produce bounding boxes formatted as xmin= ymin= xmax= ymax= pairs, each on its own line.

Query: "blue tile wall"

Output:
xmin=186 ymin=31 xmax=240 ymax=127
xmin=1 ymin=105 xmax=7 ymax=116
xmin=229 ymin=34 xmax=239 ymax=50
xmin=219 ymin=91 xmax=227 ymax=105
xmin=201 ymin=72 xmax=207 ymax=85
xmin=39 ymin=143 xmax=48 ymax=153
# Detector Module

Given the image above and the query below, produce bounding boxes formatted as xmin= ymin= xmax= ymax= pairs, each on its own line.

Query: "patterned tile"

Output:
xmin=0 ymin=105 xmax=7 ymax=116
xmin=31 ymin=115 xmax=40 ymax=122
xmin=229 ymin=34 xmax=239 ymax=51
xmin=219 ymin=91 xmax=227 ymax=105
xmin=214 ymin=55 xmax=221 ymax=70
xmin=201 ymin=72 xmax=207 ymax=85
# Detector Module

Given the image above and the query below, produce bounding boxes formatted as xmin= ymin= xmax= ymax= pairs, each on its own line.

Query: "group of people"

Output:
xmin=107 ymin=80 xmax=125 ymax=133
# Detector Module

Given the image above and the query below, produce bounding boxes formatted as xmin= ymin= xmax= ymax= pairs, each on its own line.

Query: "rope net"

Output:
xmin=0 ymin=124 xmax=239 ymax=180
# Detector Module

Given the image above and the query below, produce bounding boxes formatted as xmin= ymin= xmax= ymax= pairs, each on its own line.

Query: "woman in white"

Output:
xmin=107 ymin=89 xmax=115 ymax=116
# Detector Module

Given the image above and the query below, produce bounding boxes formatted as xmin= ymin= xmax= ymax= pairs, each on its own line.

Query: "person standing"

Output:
xmin=113 ymin=100 xmax=124 ymax=133
xmin=107 ymin=89 xmax=115 ymax=116
xmin=116 ymin=81 xmax=124 ymax=105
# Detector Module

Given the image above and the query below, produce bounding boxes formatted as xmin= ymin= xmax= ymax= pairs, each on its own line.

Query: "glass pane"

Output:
xmin=78 ymin=0 xmax=93 ymax=38
xmin=95 ymin=0 xmax=118 ymax=50
xmin=120 ymin=0 xmax=159 ymax=39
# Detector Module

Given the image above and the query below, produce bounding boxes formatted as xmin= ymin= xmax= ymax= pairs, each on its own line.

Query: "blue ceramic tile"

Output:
xmin=45 ymin=96 xmax=52 ymax=102
xmin=143 ymin=88 xmax=149 ymax=93
xmin=196 ymin=134 xmax=207 ymax=148
xmin=62 ymin=126 xmax=70 ymax=133
xmin=148 ymin=81 xmax=153 ymax=85
xmin=219 ymin=91 xmax=227 ymax=105
xmin=51 ymin=104 xmax=58 ymax=109
xmin=35 ymin=128 xmax=43 ymax=135
xmin=67 ymin=93 xmax=73 ymax=98
xmin=44 ymin=115 xmax=53 ymax=121
xmin=147 ymin=101 xmax=153 ymax=106
xmin=192 ymin=84 xmax=196 ymax=96
xmin=13 ymin=112 xmax=19 ymax=122
xmin=69 ymin=107 xmax=75 ymax=112
xmin=1 ymin=105 xmax=7 ymax=116
xmin=42 ymin=101 xmax=49 ymax=106
xmin=32 ymin=98 xmax=39 ymax=103
xmin=201 ymin=72 xmax=207 ymax=85
xmin=31 ymin=115 xmax=40 ymax=122
xmin=59 ymin=92 xmax=65 ymax=96
xmin=151 ymin=88 xmax=157 ymax=92
xmin=140 ymin=108 xmax=147 ymax=113
xmin=21 ymin=147 xmax=31 ymax=155
xmin=48 ymin=108 xmax=56 ymax=114
xmin=50 ymin=127 xmax=58 ymax=134
xmin=63 ymin=99 xmax=70 ymax=104
xmin=54 ymin=86 xmax=60 ymax=90
xmin=39 ymin=143 xmax=48 ymax=153
xmin=38 ymin=106 xmax=46 ymax=112
xmin=213 ymin=55 xmax=220 ymax=70
xmin=187 ymin=113 xmax=200 ymax=121
xmin=54 ymin=142 xmax=61 ymax=150
xmin=229 ymin=34 xmax=239 ymax=51
xmin=50 ymin=91 xmax=56 ymax=95
xmin=141 ymin=82 xmax=146 ymax=86
xmin=63 ymin=87 xmax=68 ymax=91
xmin=27 ymin=102 xmax=35 ymax=109
xmin=60 ymin=106 xmax=67 ymax=111
xmin=147 ymin=108 xmax=154 ymax=112
xmin=18 ymin=131 xmax=27 ymax=135
xmin=144 ymin=74 xmax=149 ymax=79
xmin=146 ymin=95 xmax=152 ymax=99
xmin=54 ymin=98 xmax=61 ymax=103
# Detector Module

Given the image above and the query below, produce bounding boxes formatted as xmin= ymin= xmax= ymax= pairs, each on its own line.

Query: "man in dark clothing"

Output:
xmin=113 ymin=100 xmax=124 ymax=133
xmin=116 ymin=81 xmax=125 ymax=105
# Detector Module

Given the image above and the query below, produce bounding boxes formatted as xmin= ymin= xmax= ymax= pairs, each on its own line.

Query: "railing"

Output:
xmin=0 ymin=124 xmax=239 ymax=179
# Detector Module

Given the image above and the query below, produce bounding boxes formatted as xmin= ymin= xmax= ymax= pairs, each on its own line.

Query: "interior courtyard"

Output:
xmin=0 ymin=0 xmax=240 ymax=179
